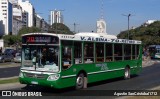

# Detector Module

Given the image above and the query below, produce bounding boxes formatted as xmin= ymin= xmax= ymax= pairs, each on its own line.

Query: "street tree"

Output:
xmin=48 ymin=23 xmax=74 ymax=34
xmin=3 ymin=27 xmax=41 ymax=46
xmin=18 ymin=26 xmax=41 ymax=36
xmin=117 ymin=21 xmax=160 ymax=46
xmin=2 ymin=35 xmax=20 ymax=47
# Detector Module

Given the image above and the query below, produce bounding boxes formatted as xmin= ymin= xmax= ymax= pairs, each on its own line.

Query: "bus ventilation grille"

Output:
xmin=24 ymin=73 xmax=46 ymax=79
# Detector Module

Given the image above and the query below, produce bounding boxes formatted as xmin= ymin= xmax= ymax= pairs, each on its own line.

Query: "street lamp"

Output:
xmin=122 ymin=14 xmax=133 ymax=39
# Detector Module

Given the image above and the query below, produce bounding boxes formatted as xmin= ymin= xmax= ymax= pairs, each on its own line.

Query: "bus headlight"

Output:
xmin=19 ymin=72 xmax=24 ymax=78
xmin=47 ymin=74 xmax=60 ymax=81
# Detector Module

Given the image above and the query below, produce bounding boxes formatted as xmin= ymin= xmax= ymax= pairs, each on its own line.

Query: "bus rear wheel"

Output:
xmin=76 ymin=73 xmax=85 ymax=89
xmin=124 ymin=67 xmax=130 ymax=79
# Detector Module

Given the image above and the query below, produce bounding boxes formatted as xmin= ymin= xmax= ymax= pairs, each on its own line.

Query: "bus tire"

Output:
xmin=76 ymin=73 xmax=85 ymax=89
xmin=124 ymin=67 xmax=130 ymax=79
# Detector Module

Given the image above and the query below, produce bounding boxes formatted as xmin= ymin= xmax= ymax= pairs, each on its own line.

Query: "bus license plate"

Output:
xmin=31 ymin=81 xmax=38 ymax=85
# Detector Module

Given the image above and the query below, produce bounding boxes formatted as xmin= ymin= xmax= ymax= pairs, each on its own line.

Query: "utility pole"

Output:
xmin=122 ymin=14 xmax=134 ymax=39
xmin=72 ymin=23 xmax=79 ymax=33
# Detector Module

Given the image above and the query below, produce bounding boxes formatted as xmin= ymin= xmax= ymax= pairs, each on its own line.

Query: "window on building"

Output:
xmin=3 ymin=13 xmax=7 ymax=15
xmin=84 ymin=42 xmax=94 ymax=63
xmin=2 ymin=6 xmax=7 ymax=8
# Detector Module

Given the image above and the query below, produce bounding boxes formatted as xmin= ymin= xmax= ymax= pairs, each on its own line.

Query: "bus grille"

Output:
xmin=25 ymin=73 xmax=46 ymax=79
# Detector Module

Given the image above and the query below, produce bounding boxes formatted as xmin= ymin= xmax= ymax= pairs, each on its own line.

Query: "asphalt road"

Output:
xmin=0 ymin=63 xmax=20 ymax=78
xmin=2 ymin=63 xmax=160 ymax=97
xmin=0 ymin=59 xmax=158 ymax=78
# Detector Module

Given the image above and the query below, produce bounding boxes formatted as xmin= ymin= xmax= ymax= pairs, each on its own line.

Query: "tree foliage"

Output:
xmin=18 ymin=26 xmax=41 ymax=36
xmin=2 ymin=35 xmax=20 ymax=46
xmin=117 ymin=21 xmax=160 ymax=46
xmin=48 ymin=23 xmax=74 ymax=34
xmin=3 ymin=24 xmax=73 ymax=46
xmin=3 ymin=27 xmax=41 ymax=46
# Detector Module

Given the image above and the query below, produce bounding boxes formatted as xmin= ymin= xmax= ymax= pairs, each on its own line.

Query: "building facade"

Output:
xmin=12 ymin=1 xmax=23 ymax=21
xmin=12 ymin=18 xmax=24 ymax=35
xmin=143 ymin=20 xmax=157 ymax=27
xmin=21 ymin=11 xmax=28 ymax=27
xmin=10 ymin=0 xmax=29 ymax=35
xmin=35 ymin=14 xmax=49 ymax=32
xmin=0 ymin=0 xmax=48 ymax=36
xmin=0 ymin=0 xmax=13 ymax=36
xmin=50 ymin=10 xmax=63 ymax=25
xmin=35 ymin=14 xmax=43 ymax=28
xmin=18 ymin=0 xmax=35 ymax=27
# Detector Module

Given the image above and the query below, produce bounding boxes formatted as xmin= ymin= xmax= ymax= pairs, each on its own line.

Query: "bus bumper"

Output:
xmin=19 ymin=72 xmax=76 ymax=89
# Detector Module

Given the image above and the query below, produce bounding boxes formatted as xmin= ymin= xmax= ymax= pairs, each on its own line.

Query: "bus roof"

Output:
xmin=22 ymin=32 xmax=142 ymax=44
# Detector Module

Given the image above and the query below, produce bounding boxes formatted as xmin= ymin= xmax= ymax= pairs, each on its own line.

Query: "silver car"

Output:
xmin=0 ymin=53 xmax=14 ymax=62
xmin=14 ymin=53 xmax=21 ymax=63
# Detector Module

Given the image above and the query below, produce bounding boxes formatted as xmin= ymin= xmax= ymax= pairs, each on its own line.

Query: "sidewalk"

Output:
xmin=0 ymin=63 xmax=20 ymax=69
xmin=142 ymin=56 xmax=157 ymax=67
xmin=0 ymin=82 xmax=25 ymax=90
xmin=0 ymin=76 xmax=18 ymax=80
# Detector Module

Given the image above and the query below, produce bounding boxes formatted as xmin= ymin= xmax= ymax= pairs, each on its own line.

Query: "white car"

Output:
xmin=14 ymin=53 xmax=21 ymax=63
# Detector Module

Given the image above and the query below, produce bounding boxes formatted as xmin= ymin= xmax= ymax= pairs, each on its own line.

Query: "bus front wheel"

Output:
xmin=76 ymin=73 xmax=85 ymax=89
xmin=124 ymin=67 xmax=130 ymax=79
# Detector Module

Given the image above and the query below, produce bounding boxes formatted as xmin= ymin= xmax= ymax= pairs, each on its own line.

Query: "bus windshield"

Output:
xmin=21 ymin=45 xmax=59 ymax=72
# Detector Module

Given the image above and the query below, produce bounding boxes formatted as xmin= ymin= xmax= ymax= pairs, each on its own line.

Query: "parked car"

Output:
xmin=14 ymin=53 xmax=21 ymax=63
xmin=4 ymin=49 xmax=16 ymax=57
xmin=0 ymin=53 xmax=14 ymax=62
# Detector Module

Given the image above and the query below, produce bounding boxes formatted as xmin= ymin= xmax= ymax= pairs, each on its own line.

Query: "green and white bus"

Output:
xmin=19 ymin=32 xmax=142 ymax=89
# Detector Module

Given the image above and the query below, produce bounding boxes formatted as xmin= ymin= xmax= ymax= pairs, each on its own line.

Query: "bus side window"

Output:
xmin=62 ymin=46 xmax=72 ymax=69
xmin=84 ymin=43 xmax=94 ymax=63
xmin=96 ymin=43 xmax=104 ymax=63
xmin=124 ymin=44 xmax=131 ymax=60
xmin=106 ymin=44 xmax=113 ymax=62
xmin=114 ymin=44 xmax=123 ymax=61
xmin=74 ymin=42 xmax=82 ymax=64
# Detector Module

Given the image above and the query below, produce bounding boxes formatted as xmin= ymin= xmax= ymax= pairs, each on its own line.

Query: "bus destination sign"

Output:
xmin=22 ymin=35 xmax=59 ymax=44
